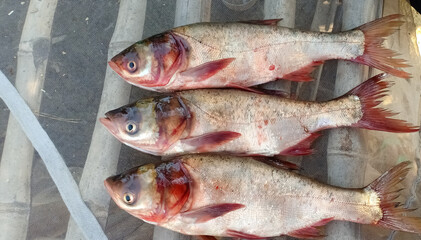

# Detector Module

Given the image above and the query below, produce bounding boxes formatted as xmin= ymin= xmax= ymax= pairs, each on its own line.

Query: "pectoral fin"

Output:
xmin=179 ymin=58 xmax=235 ymax=82
xmin=181 ymin=131 xmax=241 ymax=152
xmin=181 ymin=203 xmax=245 ymax=223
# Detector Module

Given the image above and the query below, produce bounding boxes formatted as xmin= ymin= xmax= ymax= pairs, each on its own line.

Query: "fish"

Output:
xmin=104 ymin=154 xmax=421 ymax=239
xmin=99 ymin=73 xmax=418 ymax=157
xmin=108 ymin=15 xmax=410 ymax=92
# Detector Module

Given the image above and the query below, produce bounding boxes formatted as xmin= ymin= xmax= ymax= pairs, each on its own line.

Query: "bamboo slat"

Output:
xmin=326 ymin=1 xmax=380 ymax=239
xmin=64 ymin=1 xmax=147 ymax=239
xmin=0 ymin=69 xmax=107 ymax=239
xmin=0 ymin=1 xmax=58 ymax=239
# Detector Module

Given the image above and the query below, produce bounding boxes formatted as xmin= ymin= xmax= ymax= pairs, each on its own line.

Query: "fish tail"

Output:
xmin=352 ymin=14 xmax=411 ymax=79
xmin=366 ymin=161 xmax=421 ymax=233
xmin=348 ymin=73 xmax=419 ymax=133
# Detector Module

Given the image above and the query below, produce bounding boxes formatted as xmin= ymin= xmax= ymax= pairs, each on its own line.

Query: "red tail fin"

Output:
xmin=349 ymin=73 xmax=419 ymax=133
xmin=352 ymin=14 xmax=411 ymax=79
xmin=367 ymin=161 xmax=421 ymax=234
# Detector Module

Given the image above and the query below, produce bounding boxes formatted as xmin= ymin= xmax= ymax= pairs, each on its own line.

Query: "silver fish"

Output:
xmin=104 ymin=155 xmax=421 ymax=239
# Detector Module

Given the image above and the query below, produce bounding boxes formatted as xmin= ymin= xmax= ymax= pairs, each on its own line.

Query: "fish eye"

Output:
xmin=123 ymin=192 xmax=135 ymax=205
xmin=125 ymin=121 xmax=138 ymax=134
xmin=127 ymin=61 xmax=137 ymax=73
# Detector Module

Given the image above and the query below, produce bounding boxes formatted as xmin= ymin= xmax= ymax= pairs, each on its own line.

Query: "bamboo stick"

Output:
xmin=0 ymin=1 xmax=57 ymax=239
xmin=261 ymin=0 xmax=296 ymax=96
xmin=152 ymin=1 xmax=211 ymax=240
xmin=325 ymin=1 xmax=379 ymax=239
xmin=64 ymin=1 xmax=147 ymax=239
xmin=0 ymin=71 xmax=107 ymax=240
xmin=174 ymin=0 xmax=211 ymax=27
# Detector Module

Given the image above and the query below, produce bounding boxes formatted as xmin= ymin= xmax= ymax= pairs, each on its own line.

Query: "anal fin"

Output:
xmin=180 ymin=58 xmax=235 ymax=82
xmin=253 ymin=157 xmax=300 ymax=171
xmin=227 ymin=83 xmax=290 ymax=98
xmin=181 ymin=203 xmax=245 ymax=223
xmin=226 ymin=229 xmax=265 ymax=239
xmin=240 ymin=19 xmax=283 ymax=26
xmin=181 ymin=131 xmax=241 ymax=152
xmin=287 ymin=217 xmax=334 ymax=239
xmin=279 ymin=133 xmax=321 ymax=156
xmin=282 ymin=61 xmax=324 ymax=82
xmin=197 ymin=236 xmax=217 ymax=240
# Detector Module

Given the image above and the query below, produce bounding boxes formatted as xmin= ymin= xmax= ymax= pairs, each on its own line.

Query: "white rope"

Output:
xmin=0 ymin=71 xmax=108 ymax=240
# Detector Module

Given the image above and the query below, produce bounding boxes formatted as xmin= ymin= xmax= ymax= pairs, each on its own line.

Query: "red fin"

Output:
xmin=254 ymin=157 xmax=300 ymax=171
xmin=180 ymin=58 xmax=235 ymax=82
xmin=367 ymin=161 xmax=421 ymax=234
xmin=279 ymin=133 xmax=321 ymax=156
xmin=287 ymin=217 xmax=334 ymax=239
xmin=197 ymin=236 xmax=217 ymax=240
xmin=282 ymin=61 xmax=324 ymax=82
xmin=227 ymin=83 xmax=266 ymax=94
xmin=226 ymin=229 xmax=265 ymax=239
xmin=181 ymin=131 xmax=241 ymax=152
xmin=240 ymin=18 xmax=283 ymax=26
xmin=352 ymin=14 xmax=411 ymax=79
xmin=348 ymin=73 xmax=419 ymax=133
xmin=256 ymin=88 xmax=290 ymax=98
xmin=181 ymin=203 xmax=245 ymax=223
xmin=227 ymin=83 xmax=290 ymax=98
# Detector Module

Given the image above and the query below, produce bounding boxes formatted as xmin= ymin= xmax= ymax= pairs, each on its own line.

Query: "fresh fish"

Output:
xmin=108 ymin=15 xmax=410 ymax=92
xmin=104 ymin=155 xmax=421 ymax=239
xmin=100 ymin=73 xmax=418 ymax=157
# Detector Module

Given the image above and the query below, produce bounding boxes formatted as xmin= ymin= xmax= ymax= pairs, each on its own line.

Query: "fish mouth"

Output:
xmin=99 ymin=117 xmax=118 ymax=136
xmin=104 ymin=177 xmax=120 ymax=200
xmin=104 ymin=177 xmax=113 ymax=195
xmin=108 ymin=60 xmax=123 ymax=76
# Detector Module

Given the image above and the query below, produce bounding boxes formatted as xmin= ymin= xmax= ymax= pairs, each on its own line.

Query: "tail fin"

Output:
xmin=348 ymin=73 xmax=419 ymax=133
xmin=352 ymin=14 xmax=411 ymax=79
xmin=367 ymin=161 xmax=421 ymax=234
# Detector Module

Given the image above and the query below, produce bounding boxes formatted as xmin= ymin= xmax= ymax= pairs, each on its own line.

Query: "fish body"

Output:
xmin=100 ymin=74 xmax=418 ymax=157
xmin=108 ymin=15 xmax=410 ymax=92
xmin=104 ymin=155 xmax=421 ymax=238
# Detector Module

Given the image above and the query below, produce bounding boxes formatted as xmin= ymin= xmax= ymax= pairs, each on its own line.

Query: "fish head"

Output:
xmin=109 ymin=32 xmax=189 ymax=89
xmin=104 ymin=161 xmax=191 ymax=223
xmin=100 ymin=96 xmax=191 ymax=155
xmin=104 ymin=163 xmax=162 ymax=223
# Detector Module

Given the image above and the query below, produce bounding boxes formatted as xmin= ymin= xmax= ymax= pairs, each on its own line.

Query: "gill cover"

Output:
xmin=109 ymin=32 xmax=190 ymax=88
xmin=104 ymin=161 xmax=191 ymax=223
xmin=101 ymin=95 xmax=191 ymax=155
